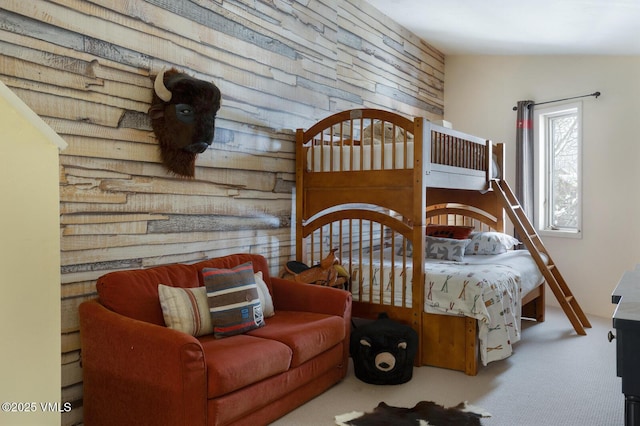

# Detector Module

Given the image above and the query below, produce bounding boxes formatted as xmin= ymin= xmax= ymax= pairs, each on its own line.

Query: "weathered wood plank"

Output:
xmin=60 ymin=155 xmax=282 ymax=191
xmin=0 ymin=44 xmax=99 ymax=85
xmin=6 ymin=86 xmax=125 ymax=126
xmin=61 ymin=381 xmax=83 ymax=403
xmin=60 ymin=193 xmax=291 ymax=216
xmin=98 ymin=176 xmax=244 ymax=197
xmin=61 ymin=298 xmax=87 ymax=335
xmin=60 ymin=185 xmax=128 ymax=204
xmin=1 ymin=73 xmax=149 ymax=113
xmin=48 ymin=117 xmax=155 ymax=145
xmin=61 ymin=233 xmax=292 ymax=266
xmin=63 ymin=221 xmax=148 ymax=236
xmin=0 ymin=27 xmax=149 ymax=78
xmin=61 ymin=136 xmax=294 ymax=173
xmin=61 ymin=359 xmax=82 ymax=388
xmin=63 ymin=165 xmax=132 ymax=181
xmin=61 ymin=213 xmax=168 ymax=225
xmin=61 ymin=280 xmax=97 ymax=299
xmin=62 ymin=227 xmax=289 ymax=252
xmin=0 ymin=49 xmax=149 ymax=105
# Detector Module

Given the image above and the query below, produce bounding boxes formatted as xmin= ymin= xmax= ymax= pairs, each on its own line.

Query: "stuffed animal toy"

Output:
xmin=361 ymin=121 xmax=413 ymax=144
xmin=350 ymin=313 xmax=418 ymax=385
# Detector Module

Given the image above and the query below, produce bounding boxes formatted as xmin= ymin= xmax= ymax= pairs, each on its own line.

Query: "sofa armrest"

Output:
xmin=270 ymin=277 xmax=352 ymax=319
xmin=79 ymin=299 xmax=207 ymax=426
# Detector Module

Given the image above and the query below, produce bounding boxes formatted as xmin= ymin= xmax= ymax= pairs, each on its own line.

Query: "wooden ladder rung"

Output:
xmin=565 ymin=295 xmax=575 ymax=303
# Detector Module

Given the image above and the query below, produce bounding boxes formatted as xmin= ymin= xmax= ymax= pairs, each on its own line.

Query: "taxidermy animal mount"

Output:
xmin=148 ymin=68 xmax=221 ymax=177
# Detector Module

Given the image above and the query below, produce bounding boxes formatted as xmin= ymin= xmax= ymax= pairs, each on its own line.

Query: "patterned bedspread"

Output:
xmin=423 ymin=262 xmax=521 ymax=365
xmin=350 ymin=258 xmax=526 ymax=366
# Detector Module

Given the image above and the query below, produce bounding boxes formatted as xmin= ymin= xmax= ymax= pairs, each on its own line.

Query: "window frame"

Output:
xmin=533 ymin=101 xmax=583 ymax=239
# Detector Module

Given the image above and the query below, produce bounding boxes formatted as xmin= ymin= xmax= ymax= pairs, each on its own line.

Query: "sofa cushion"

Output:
xmin=198 ymin=334 xmax=292 ymax=398
xmin=158 ymin=284 xmax=213 ymax=337
xmin=97 ymin=264 xmax=199 ymax=325
xmin=203 ymin=262 xmax=265 ymax=338
xmin=246 ymin=311 xmax=346 ymax=367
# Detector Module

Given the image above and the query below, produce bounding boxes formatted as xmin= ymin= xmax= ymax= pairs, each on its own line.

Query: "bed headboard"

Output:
xmin=427 ymin=205 xmax=500 ymax=232
xmin=425 ymin=187 xmax=505 ymax=233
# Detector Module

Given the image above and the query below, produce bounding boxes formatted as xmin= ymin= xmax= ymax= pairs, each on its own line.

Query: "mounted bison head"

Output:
xmin=148 ymin=68 xmax=221 ymax=177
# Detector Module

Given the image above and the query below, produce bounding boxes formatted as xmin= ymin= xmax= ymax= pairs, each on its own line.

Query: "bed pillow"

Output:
xmin=158 ymin=284 xmax=213 ymax=337
xmin=254 ymin=271 xmax=275 ymax=318
xmin=465 ymin=232 xmax=520 ymax=255
xmin=202 ymin=262 xmax=265 ymax=338
xmin=425 ymin=236 xmax=470 ymax=262
xmin=395 ymin=238 xmax=413 ymax=257
xmin=426 ymin=225 xmax=474 ymax=240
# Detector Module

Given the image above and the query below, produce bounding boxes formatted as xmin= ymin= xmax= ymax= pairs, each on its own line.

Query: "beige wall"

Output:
xmin=444 ymin=55 xmax=640 ymax=319
xmin=0 ymin=81 xmax=66 ymax=425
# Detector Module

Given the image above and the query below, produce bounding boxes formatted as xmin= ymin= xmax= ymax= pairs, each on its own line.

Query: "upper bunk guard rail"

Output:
xmin=425 ymin=123 xmax=491 ymax=173
xmin=296 ymin=109 xmax=498 ymax=222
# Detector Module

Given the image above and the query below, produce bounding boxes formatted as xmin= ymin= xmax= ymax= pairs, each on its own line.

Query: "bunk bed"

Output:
xmin=295 ymin=108 xmax=590 ymax=375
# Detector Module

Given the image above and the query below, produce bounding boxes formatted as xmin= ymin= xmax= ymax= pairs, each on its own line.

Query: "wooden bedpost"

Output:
xmin=295 ymin=128 xmax=305 ymax=263
xmin=412 ymin=117 xmax=427 ymax=364
xmin=494 ymin=143 xmax=506 ymax=232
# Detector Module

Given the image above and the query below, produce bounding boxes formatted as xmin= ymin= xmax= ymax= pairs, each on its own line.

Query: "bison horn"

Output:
xmin=154 ymin=68 xmax=172 ymax=102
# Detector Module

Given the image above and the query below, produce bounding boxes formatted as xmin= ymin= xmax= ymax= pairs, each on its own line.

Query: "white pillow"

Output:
xmin=426 ymin=236 xmax=470 ymax=262
xmin=254 ymin=271 xmax=275 ymax=318
xmin=158 ymin=284 xmax=213 ymax=337
xmin=465 ymin=232 xmax=520 ymax=255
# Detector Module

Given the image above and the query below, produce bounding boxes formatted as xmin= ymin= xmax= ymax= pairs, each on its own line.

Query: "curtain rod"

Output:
xmin=512 ymin=91 xmax=601 ymax=111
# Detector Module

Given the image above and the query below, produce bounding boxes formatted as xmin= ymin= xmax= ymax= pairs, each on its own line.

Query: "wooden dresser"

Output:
xmin=612 ymin=268 xmax=640 ymax=426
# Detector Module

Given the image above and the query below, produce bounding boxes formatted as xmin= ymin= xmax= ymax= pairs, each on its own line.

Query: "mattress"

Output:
xmin=348 ymin=249 xmax=546 ymax=365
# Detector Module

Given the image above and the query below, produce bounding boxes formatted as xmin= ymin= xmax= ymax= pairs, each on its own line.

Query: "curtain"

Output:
xmin=515 ymin=100 xmax=535 ymax=224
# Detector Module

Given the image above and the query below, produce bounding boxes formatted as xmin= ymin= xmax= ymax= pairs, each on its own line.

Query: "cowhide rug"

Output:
xmin=335 ymin=400 xmax=491 ymax=426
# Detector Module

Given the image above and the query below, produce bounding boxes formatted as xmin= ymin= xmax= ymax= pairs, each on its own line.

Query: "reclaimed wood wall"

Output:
xmin=0 ymin=0 xmax=444 ymax=424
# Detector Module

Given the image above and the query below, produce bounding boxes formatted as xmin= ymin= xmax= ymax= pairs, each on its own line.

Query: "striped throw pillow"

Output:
xmin=158 ymin=284 xmax=213 ymax=337
xmin=202 ymin=262 xmax=265 ymax=338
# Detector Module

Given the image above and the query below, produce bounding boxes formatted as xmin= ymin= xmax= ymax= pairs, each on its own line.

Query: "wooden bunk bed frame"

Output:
xmin=295 ymin=108 xmax=590 ymax=375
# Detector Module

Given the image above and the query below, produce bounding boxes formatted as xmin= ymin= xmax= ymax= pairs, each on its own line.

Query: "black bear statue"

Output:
xmin=350 ymin=313 xmax=418 ymax=385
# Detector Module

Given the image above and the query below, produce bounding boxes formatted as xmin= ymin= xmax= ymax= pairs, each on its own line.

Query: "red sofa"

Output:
xmin=79 ymin=253 xmax=352 ymax=426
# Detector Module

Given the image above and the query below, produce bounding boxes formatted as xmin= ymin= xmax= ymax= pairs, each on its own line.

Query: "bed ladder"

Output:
xmin=492 ymin=179 xmax=591 ymax=335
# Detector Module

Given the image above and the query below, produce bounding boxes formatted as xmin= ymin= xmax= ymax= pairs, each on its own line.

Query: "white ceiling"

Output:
xmin=365 ymin=0 xmax=640 ymax=55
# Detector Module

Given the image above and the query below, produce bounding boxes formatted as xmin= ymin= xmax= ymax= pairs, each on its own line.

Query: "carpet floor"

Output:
xmin=272 ymin=306 xmax=623 ymax=425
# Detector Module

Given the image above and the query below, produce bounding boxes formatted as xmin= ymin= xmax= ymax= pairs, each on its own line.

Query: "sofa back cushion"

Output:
xmin=96 ymin=253 xmax=272 ymax=326
xmin=97 ymin=264 xmax=199 ymax=325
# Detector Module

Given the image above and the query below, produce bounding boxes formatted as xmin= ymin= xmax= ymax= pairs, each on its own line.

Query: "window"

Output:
xmin=533 ymin=102 xmax=582 ymax=238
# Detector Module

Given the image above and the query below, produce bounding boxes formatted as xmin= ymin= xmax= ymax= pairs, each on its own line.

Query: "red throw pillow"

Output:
xmin=426 ymin=225 xmax=474 ymax=240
